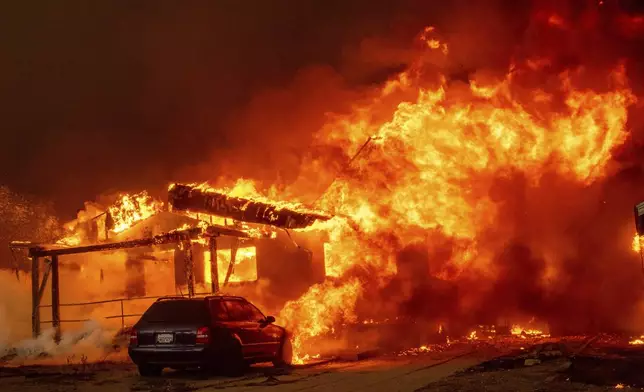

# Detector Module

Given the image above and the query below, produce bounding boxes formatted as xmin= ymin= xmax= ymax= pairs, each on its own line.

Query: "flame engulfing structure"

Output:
xmin=54 ymin=191 xmax=164 ymax=246
xmin=274 ymin=22 xmax=639 ymax=360
xmin=108 ymin=192 xmax=164 ymax=233
xmin=279 ymin=279 xmax=362 ymax=364
xmin=27 ymin=6 xmax=644 ymax=364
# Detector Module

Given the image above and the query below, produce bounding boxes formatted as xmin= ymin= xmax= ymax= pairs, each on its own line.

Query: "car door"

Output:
xmin=244 ymin=302 xmax=282 ymax=357
xmin=222 ymin=299 xmax=263 ymax=358
xmin=207 ymin=298 xmax=234 ymax=346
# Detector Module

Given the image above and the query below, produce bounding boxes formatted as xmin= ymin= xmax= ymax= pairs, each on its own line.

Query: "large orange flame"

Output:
xmin=108 ymin=191 xmax=164 ymax=233
xmin=279 ymin=279 xmax=361 ymax=364
xmin=279 ymin=26 xmax=636 ymax=360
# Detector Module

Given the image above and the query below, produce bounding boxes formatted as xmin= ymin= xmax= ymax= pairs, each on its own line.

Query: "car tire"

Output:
xmin=138 ymin=364 xmax=163 ymax=377
xmin=273 ymin=337 xmax=293 ymax=368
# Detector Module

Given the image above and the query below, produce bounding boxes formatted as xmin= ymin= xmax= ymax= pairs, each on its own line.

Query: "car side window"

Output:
xmin=223 ymin=300 xmax=265 ymax=322
xmin=224 ymin=300 xmax=250 ymax=321
xmin=242 ymin=302 xmax=265 ymax=322
xmin=209 ymin=299 xmax=229 ymax=321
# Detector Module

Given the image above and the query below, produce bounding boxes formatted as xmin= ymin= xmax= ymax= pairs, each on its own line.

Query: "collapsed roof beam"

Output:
xmin=168 ymin=184 xmax=332 ymax=230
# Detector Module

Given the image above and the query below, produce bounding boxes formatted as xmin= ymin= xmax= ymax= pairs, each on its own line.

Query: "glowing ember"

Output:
xmin=511 ymin=325 xmax=550 ymax=338
xmin=398 ymin=345 xmax=432 ymax=356
xmin=295 ymin=353 xmax=321 ymax=363
xmin=467 ymin=331 xmax=477 ymax=341
xmin=108 ymin=191 xmax=164 ymax=233
xmin=629 ymin=336 xmax=644 ymax=345
xmin=632 ymin=234 xmax=643 ymax=253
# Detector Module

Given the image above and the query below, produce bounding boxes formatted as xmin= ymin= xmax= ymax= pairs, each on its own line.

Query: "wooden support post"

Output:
xmin=209 ymin=237 xmax=219 ymax=293
xmin=120 ymin=300 xmax=125 ymax=329
xmin=31 ymin=256 xmax=40 ymax=338
xmin=223 ymin=238 xmax=239 ymax=287
xmin=36 ymin=261 xmax=52 ymax=304
xmin=183 ymin=240 xmax=195 ymax=298
xmin=51 ymin=255 xmax=61 ymax=343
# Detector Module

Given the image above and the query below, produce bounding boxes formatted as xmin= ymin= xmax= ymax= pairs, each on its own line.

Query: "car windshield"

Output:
xmin=141 ymin=300 xmax=208 ymax=323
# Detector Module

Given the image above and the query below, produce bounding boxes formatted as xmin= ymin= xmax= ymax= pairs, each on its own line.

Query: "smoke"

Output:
xmin=0 ymin=269 xmax=125 ymax=365
xmin=0 ymin=321 xmax=126 ymax=365
xmin=455 ymin=171 xmax=644 ymax=333
xmin=0 ymin=271 xmax=31 ymax=345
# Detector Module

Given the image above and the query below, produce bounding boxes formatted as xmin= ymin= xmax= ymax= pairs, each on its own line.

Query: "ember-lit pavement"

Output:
xmin=0 ymin=339 xmax=631 ymax=392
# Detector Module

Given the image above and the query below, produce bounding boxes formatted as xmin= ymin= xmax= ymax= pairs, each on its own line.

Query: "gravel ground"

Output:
xmin=0 ymin=346 xmax=480 ymax=392
xmin=0 ymin=338 xmax=636 ymax=392
xmin=422 ymin=358 xmax=622 ymax=392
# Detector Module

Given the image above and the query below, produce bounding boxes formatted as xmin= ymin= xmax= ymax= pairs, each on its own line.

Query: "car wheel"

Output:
xmin=138 ymin=364 xmax=163 ymax=377
xmin=273 ymin=337 xmax=293 ymax=368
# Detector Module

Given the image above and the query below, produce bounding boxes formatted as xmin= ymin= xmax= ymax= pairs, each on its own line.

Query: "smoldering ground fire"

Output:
xmin=2 ymin=0 xmax=644 ymax=368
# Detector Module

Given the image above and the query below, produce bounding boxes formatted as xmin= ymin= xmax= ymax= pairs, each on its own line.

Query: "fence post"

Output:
xmin=51 ymin=255 xmax=61 ymax=343
xmin=120 ymin=300 xmax=125 ymax=329
xmin=31 ymin=256 xmax=40 ymax=338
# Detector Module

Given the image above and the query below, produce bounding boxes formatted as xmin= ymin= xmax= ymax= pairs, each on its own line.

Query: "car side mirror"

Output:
xmin=265 ymin=315 xmax=275 ymax=324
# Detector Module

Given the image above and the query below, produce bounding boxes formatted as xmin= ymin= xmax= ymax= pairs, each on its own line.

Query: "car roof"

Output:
xmin=154 ymin=295 xmax=248 ymax=303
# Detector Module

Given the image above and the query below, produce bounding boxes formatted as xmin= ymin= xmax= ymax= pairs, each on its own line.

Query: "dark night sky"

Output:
xmin=0 ymin=1 xmax=542 ymax=218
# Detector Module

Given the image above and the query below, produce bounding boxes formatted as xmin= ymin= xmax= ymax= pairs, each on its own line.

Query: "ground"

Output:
xmin=0 ymin=338 xmax=636 ymax=391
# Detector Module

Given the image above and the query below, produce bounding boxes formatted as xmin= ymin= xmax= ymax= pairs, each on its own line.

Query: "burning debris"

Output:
xmin=628 ymin=336 xmax=644 ymax=345
xmin=511 ymin=325 xmax=550 ymax=339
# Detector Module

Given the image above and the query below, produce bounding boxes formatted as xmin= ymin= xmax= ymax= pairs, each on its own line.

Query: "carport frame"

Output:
xmin=10 ymin=224 xmax=250 ymax=339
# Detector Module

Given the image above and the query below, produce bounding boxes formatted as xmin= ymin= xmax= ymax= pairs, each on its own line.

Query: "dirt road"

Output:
xmin=3 ymin=337 xmax=626 ymax=392
xmin=0 ymin=347 xmax=482 ymax=392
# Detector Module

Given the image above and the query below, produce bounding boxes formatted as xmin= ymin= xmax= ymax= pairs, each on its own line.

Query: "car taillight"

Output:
xmin=196 ymin=326 xmax=210 ymax=345
xmin=129 ymin=329 xmax=138 ymax=346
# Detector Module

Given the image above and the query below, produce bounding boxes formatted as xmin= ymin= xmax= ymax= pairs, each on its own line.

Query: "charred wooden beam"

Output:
xmin=24 ymin=227 xmax=203 ymax=258
xmin=204 ymin=224 xmax=251 ymax=238
xmin=168 ymin=184 xmax=331 ymax=229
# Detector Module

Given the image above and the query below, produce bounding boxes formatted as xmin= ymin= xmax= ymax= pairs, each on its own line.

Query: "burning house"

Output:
xmin=9 ymin=183 xmax=333 ymax=341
